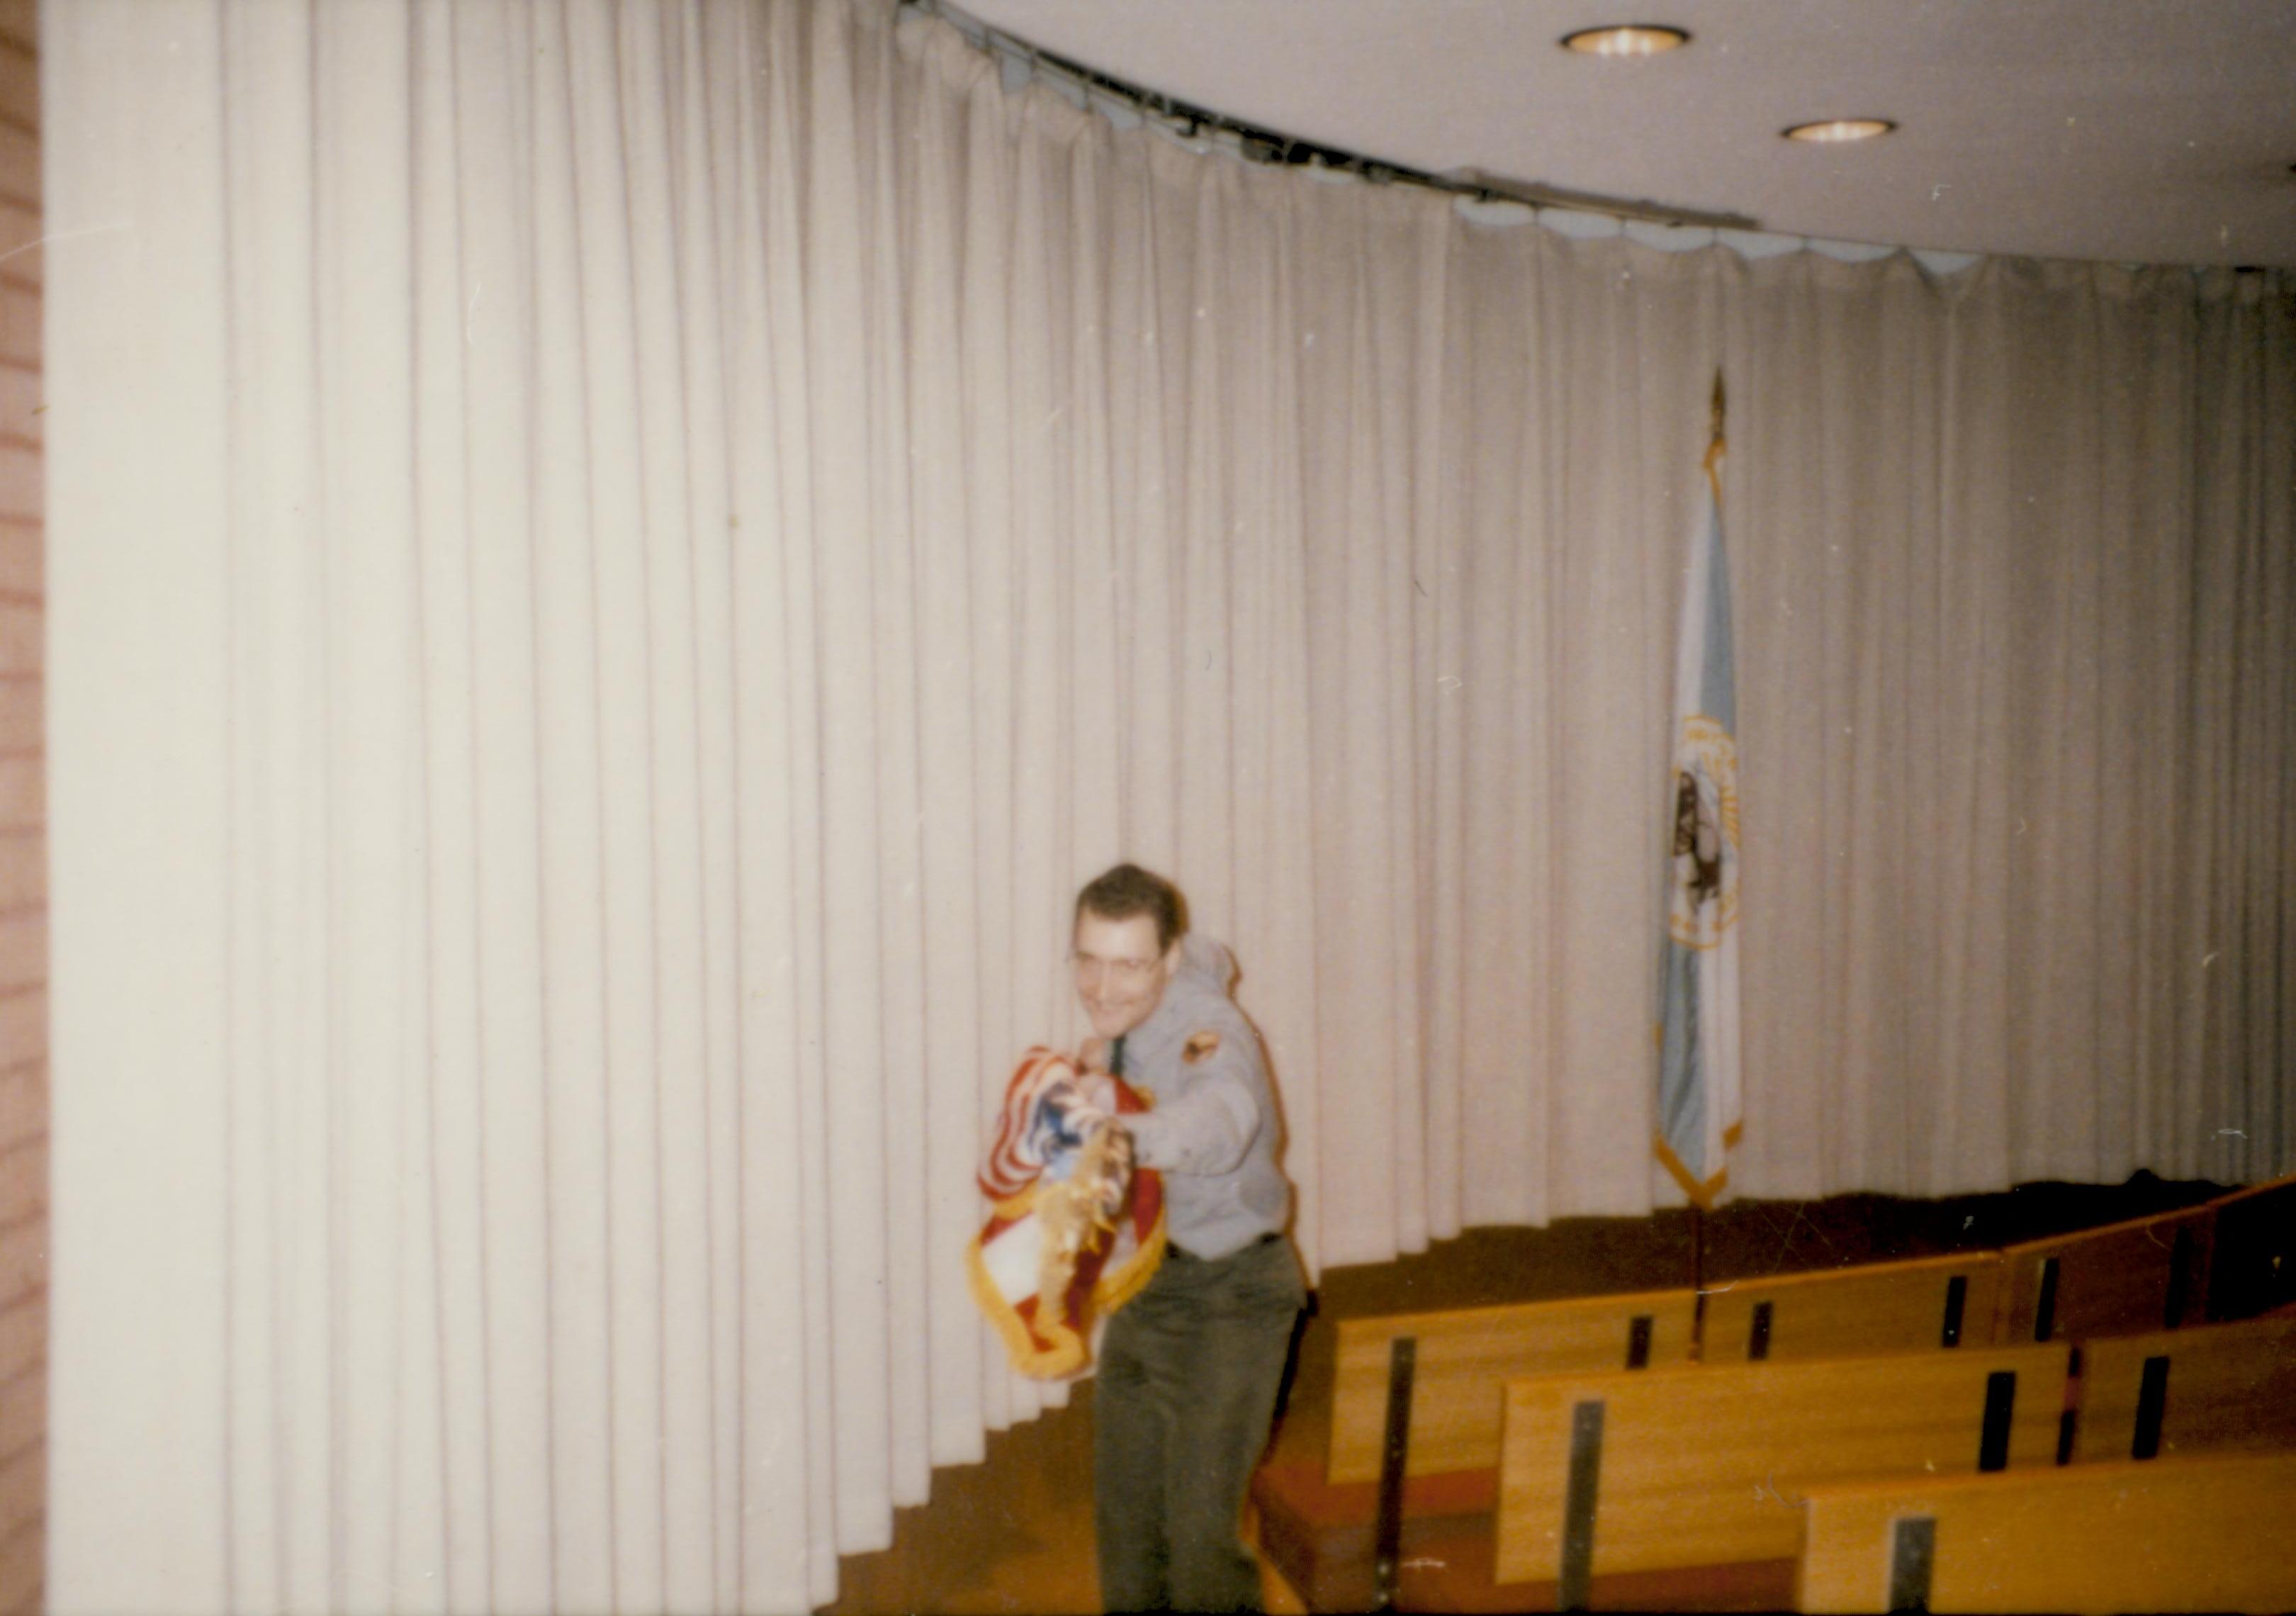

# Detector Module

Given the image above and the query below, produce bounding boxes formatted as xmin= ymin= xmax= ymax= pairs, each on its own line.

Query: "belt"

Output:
xmin=1168 ymin=1231 xmax=1281 ymax=1263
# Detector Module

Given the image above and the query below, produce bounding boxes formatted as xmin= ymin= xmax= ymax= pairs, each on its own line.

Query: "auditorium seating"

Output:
xmin=1992 ymin=1205 xmax=2213 ymax=1342
xmin=1795 ymin=1450 xmax=2296 ymax=1613
xmin=1700 ymin=1251 xmax=2000 ymax=1362
xmin=2068 ymin=1311 xmax=2296 ymax=1462
xmin=1253 ymin=1172 xmax=2295 ymax=1610
xmin=1253 ymin=1288 xmax=1695 ymax=1610
xmin=1490 ymin=1344 xmax=2071 ymax=1591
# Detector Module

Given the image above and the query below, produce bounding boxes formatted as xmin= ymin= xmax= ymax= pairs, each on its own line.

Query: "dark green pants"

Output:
xmin=1094 ymin=1234 xmax=1305 ymax=1612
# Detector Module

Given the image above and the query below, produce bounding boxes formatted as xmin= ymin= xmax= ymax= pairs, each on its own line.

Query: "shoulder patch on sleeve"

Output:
xmin=1183 ymin=1029 xmax=1221 ymax=1065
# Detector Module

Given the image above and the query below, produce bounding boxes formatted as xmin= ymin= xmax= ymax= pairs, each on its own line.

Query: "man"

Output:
xmin=1058 ymin=863 xmax=1302 ymax=1613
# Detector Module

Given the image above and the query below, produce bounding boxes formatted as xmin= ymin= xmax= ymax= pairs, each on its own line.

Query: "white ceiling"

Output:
xmin=953 ymin=0 xmax=2296 ymax=268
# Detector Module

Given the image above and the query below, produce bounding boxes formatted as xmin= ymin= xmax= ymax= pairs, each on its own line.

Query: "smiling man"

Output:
xmin=1062 ymin=863 xmax=1302 ymax=1613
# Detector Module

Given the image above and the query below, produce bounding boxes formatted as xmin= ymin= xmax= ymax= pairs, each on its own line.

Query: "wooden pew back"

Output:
xmin=1796 ymin=1452 xmax=2296 ymax=1613
xmin=2071 ymin=1311 xmax=2296 ymax=1462
xmin=1492 ymin=1344 xmax=2071 ymax=1586
xmin=1327 ymin=1288 xmax=1695 ymax=1483
xmin=1993 ymin=1206 xmax=2212 ymax=1343
xmin=2204 ymin=1172 xmax=2296 ymax=1321
xmin=1702 ymin=1252 xmax=2003 ymax=1363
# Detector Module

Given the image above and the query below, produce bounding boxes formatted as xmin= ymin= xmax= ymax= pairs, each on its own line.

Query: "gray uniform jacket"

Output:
xmin=1121 ymin=936 xmax=1293 ymax=1260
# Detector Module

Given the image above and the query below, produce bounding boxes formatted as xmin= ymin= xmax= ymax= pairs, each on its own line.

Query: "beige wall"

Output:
xmin=0 ymin=0 xmax=38 ymax=1608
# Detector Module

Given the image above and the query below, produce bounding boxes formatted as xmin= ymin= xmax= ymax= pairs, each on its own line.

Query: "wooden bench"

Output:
xmin=1992 ymin=1206 xmax=2213 ymax=1343
xmin=1490 ymin=1344 xmax=2072 ymax=1595
xmin=1322 ymin=1289 xmax=1698 ymax=1482
xmin=2202 ymin=1171 xmax=2296 ymax=1321
xmin=1253 ymin=1196 xmax=2259 ymax=1610
xmin=1701 ymin=1252 xmax=2003 ymax=1363
xmin=2069 ymin=1311 xmax=2296 ymax=1462
xmin=1252 ymin=1289 xmax=1696 ymax=1610
xmin=1796 ymin=1451 xmax=2296 ymax=1613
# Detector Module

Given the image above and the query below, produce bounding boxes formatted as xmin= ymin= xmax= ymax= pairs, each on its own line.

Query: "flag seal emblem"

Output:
xmin=1667 ymin=715 xmax=1740 ymax=948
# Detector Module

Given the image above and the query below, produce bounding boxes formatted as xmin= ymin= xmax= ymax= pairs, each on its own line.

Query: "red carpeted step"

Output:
xmin=1251 ymin=1460 xmax=1497 ymax=1611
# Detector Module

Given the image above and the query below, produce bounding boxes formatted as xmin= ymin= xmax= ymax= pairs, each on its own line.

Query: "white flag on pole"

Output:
xmin=1655 ymin=430 xmax=1742 ymax=1207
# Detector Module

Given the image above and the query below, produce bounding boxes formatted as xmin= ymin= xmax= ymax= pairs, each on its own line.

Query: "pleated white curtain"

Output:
xmin=43 ymin=1 xmax=2293 ymax=1611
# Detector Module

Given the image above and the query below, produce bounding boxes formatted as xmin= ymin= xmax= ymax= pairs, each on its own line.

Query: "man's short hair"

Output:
xmin=1075 ymin=863 xmax=1188 ymax=955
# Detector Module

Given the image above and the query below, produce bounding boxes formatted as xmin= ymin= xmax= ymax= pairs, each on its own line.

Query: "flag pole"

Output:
xmin=1692 ymin=1200 xmax=1707 ymax=1359
xmin=1689 ymin=366 xmax=1724 ymax=1359
xmin=1660 ymin=365 xmax=1735 ymax=1359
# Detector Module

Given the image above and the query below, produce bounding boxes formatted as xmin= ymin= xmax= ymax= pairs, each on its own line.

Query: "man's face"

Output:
xmin=1071 ymin=909 xmax=1178 ymax=1041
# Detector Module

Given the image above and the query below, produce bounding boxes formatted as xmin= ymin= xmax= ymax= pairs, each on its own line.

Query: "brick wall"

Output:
xmin=0 ymin=0 xmax=40 ymax=1607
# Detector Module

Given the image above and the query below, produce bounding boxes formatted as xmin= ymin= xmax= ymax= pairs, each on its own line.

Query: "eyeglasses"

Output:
xmin=1069 ymin=950 xmax=1161 ymax=988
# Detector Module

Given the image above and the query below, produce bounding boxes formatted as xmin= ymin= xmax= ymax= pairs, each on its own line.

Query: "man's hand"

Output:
xmin=1039 ymin=1073 xmax=1118 ymax=1148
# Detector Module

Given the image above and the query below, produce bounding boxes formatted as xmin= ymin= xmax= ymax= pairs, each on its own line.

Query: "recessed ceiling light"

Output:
xmin=1784 ymin=118 xmax=1896 ymax=144
xmin=1560 ymin=24 xmax=1690 ymax=57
